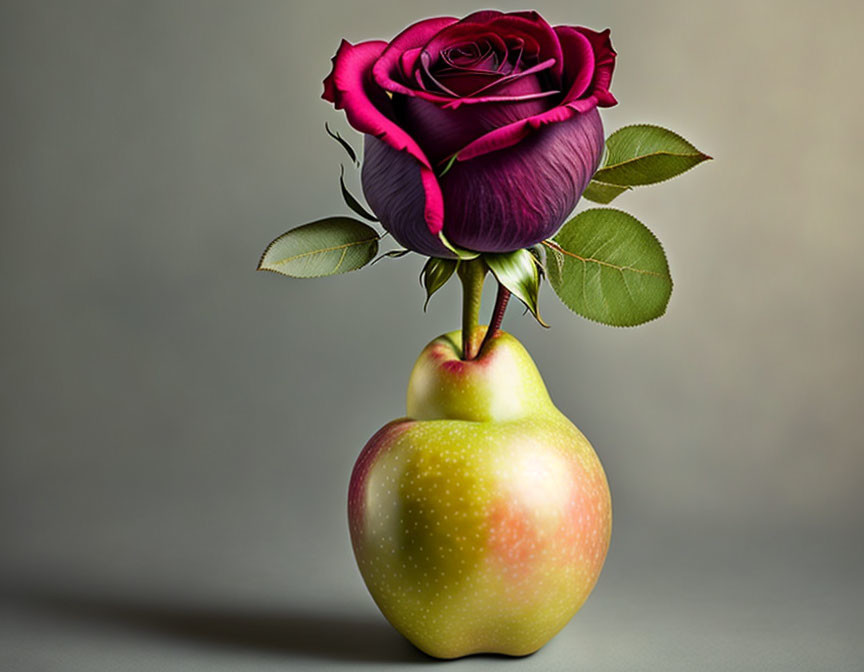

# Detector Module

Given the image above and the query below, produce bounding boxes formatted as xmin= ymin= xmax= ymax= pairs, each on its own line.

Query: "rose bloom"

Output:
xmin=323 ymin=10 xmax=616 ymax=257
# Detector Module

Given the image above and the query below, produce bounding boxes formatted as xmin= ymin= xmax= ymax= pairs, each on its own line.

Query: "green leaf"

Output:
xmin=592 ymin=124 xmax=711 ymax=187
xmin=582 ymin=179 xmax=631 ymax=204
xmin=421 ymin=258 xmax=457 ymax=310
xmin=485 ymin=249 xmax=548 ymax=327
xmin=340 ymin=165 xmax=378 ymax=222
xmin=438 ymin=231 xmax=481 ymax=260
xmin=258 ymin=217 xmax=379 ymax=278
xmin=545 ymin=208 xmax=671 ymax=327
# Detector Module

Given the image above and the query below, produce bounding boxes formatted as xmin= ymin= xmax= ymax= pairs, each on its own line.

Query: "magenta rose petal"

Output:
xmin=372 ymin=16 xmax=458 ymax=96
xmin=418 ymin=51 xmax=459 ymax=96
xmin=323 ymin=39 xmax=445 ymax=238
xmin=401 ymin=87 xmax=553 ymax=163
xmin=452 ymin=23 xmax=617 ymax=162
xmin=453 ymin=103 xmax=573 ymax=161
xmin=442 ymin=90 xmax=560 ymax=107
xmin=399 ymin=48 xmax=423 ymax=81
xmin=554 ymin=26 xmax=596 ymax=103
xmin=453 ymin=10 xmax=563 ymax=81
xmin=456 ymin=9 xmax=506 ymax=24
xmin=573 ymin=27 xmax=617 ymax=106
xmin=483 ymin=12 xmax=564 ymax=83
xmin=462 ymin=57 xmax=557 ymax=98
xmin=400 ymin=57 xmax=557 ymax=162
xmin=323 ymin=40 xmax=423 ymax=161
xmin=421 ymin=25 xmax=506 ymax=68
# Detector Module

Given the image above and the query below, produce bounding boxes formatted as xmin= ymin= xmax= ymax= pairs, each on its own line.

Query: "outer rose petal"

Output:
xmin=399 ymin=72 xmax=552 ymax=163
xmin=454 ymin=104 xmax=575 ymax=161
xmin=554 ymin=27 xmax=595 ymax=104
xmin=362 ymin=136 xmax=453 ymax=258
xmin=323 ymin=39 xmax=445 ymax=236
xmin=372 ymin=17 xmax=458 ymax=97
xmin=572 ymin=27 xmax=617 ymax=107
xmin=440 ymin=108 xmax=604 ymax=252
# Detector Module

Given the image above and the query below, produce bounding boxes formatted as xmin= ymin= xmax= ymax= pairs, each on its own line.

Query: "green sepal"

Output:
xmin=258 ymin=217 xmax=379 ymax=278
xmin=339 ymin=165 xmax=378 ymax=222
xmin=325 ymin=122 xmax=359 ymax=165
xmin=545 ymin=208 xmax=671 ymax=327
xmin=485 ymin=249 xmax=548 ymax=327
xmin=438 ymin=231 xmax=481 ymax=260
xmin=371 ymin=249 xmax=411 ymax=265
xmin=528 ymin=244 xmax=546 ymax=279
xmin=421 ymin=257 xmax=458 ymax=311
xmin=438 ymin=154 xmax=459 ymax=178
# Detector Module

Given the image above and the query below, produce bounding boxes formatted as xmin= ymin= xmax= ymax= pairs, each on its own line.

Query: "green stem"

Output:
xmin=457 ymin=259 xmax=486 ymax=360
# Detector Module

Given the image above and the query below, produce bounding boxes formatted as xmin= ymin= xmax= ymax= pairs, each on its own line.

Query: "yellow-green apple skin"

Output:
xmin=348 ymin=328 xmax=612 ymax=659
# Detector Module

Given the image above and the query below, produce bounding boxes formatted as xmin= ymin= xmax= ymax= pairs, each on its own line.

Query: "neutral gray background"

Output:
xmin=1 ymin=1 xmax=862 ymax=670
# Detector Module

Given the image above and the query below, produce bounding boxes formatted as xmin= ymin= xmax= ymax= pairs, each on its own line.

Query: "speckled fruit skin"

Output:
xmin=348 ymin=328 xmax=612 ymax=659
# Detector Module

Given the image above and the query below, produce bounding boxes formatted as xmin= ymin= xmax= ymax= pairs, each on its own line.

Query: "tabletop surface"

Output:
xmin=3 ymin=526 xmax=861 ymax=672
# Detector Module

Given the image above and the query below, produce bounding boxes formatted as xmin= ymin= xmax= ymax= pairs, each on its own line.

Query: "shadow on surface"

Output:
xmin=4 ymin=585 xmax=430 ymax=664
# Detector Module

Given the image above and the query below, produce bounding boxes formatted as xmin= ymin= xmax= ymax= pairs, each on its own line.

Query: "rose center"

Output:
xmin=422 ymin=35 xmax=549 ymax=98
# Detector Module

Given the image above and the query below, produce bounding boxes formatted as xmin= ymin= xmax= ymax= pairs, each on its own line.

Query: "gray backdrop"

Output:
xmin=1 ymin=1 xmax=862 ymax=670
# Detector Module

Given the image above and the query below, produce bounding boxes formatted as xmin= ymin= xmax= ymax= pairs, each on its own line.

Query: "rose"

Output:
xmin=323 ymin=10 xmax=616 ymax=257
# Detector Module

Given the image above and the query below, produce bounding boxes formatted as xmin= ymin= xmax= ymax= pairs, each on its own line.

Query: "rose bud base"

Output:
xmin=348 ymin=329 xmax=611 ymax=658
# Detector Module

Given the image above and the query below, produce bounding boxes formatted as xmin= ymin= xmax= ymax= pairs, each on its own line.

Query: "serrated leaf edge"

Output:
xmin=544 ymin=208 xmax=673 ymax=328
xmin=594 ymin=123 xmax=712 ymax=186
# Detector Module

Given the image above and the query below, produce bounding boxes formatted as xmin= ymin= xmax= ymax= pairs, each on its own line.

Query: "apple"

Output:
xmin=348 ymin=327 xmax=612 ymax=658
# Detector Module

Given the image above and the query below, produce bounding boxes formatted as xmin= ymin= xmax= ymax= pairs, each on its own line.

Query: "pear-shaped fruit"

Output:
xmin=348 ymin=328 xmax=611 ymax=659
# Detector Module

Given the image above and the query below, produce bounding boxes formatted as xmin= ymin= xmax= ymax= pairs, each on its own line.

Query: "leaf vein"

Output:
xmin=332 ymin=245 xmax=349 ymax=272
xmin=270 ymin=237 xmax=379 ymax=266
xmin=597 ymin=150 xmax=705 ymax=174
xmin=542 ymin=240 xmax=667 ymax=279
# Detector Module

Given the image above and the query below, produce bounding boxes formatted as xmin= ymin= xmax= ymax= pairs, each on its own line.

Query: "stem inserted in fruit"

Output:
xmin=480 ymin=283 xmax=511 ymax=355
xmin=457 ymin=259 xmax=486 ymax=360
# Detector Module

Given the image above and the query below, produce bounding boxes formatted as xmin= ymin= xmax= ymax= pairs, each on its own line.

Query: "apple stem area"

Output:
xmin=457 ymin=259 xmax=511 ymax=360
xmin=481 ymin=284 xmax=511 ymax=354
